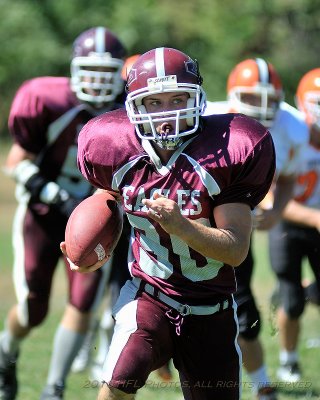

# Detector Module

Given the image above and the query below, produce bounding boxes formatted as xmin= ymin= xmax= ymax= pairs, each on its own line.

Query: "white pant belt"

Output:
xmin=133 ymin=278 xmax=230 ymax=317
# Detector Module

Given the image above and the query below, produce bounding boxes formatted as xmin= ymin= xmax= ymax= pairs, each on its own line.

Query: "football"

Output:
xmin=65 ymin=191 xmax=123 ymax=268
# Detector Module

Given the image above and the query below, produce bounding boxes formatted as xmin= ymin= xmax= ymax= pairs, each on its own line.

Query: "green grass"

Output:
xmin=1 ymin=140 xmax=320 ymax=399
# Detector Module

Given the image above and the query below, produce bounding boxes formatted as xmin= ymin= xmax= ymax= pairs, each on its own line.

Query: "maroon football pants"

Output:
xmin=103 ymin=280 xmax=242 ymax=400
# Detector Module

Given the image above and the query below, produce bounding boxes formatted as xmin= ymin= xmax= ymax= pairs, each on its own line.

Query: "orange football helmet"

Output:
xmin=296 ymin=68 xmax=320 ymax=125
xmin=227 ymin=58 xmax=284 ymax=127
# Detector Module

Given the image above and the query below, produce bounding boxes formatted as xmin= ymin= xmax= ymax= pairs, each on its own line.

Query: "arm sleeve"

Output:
xmin=77 ymin=117 xmax=116 ymax=192
xmin=8 ymin=80 xmax=49 ymax=153
xmin=214 ymin=133 xmax=276 ymax=210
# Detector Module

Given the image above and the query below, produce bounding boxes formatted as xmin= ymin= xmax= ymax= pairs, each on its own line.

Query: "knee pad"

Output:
xmin=237 ymin=300 xmax=261 ymax=340
xmin=305 ymin=282 xmax=320 ymax=306
xmin=283 ymin=298 xmax=305 ymax=319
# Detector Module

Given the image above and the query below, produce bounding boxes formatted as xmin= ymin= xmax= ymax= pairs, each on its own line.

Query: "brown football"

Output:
xmin=65 ymin=192 xmax=123 ymax=268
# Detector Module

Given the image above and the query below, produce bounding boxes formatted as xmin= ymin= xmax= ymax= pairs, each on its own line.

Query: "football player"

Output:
xmin=0 ymin=27 xmax=128 ymax=400
xmin=205 ymin=58 xmax=309 ymax=399
xmin=270 ymin=68 xmax=320 ymax=383
xmin=62 ymin=47 xmax=275 ymax=400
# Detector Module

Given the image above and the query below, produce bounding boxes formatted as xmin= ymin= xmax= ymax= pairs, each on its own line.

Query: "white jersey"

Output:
xmin=292 ymin=144 xmax=320 ymax=208
xmin=205 ymin=100 xmax=309 ymax=178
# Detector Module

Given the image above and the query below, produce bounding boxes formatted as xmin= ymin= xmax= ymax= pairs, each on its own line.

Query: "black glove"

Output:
xmin=13 ymin=159 xmax=60 ymax=203
xmin=24 ymin=173 xmax=49 ymax=201
xmin=13 ymin=159 xmax=82 ymax=218
xmin=54 ymin=196 xmax=82 ymax=218
xmin=28 ymin=176 xmax=82 ymax=218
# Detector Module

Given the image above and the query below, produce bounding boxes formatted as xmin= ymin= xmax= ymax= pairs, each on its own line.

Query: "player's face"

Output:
xmin=82 ymin=66 xmax=117 ymax=97
xmin=240 ymin=92 xmax=279 ymax=109
xmin=143 ymin=92 xmax=189 ymax=135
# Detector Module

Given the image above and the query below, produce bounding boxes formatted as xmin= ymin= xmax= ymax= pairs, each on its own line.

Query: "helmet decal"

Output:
xmin=185 ymin=59 xmax=199 ymax=77
xmin=126 ymin=68 xmax=137 ymax=87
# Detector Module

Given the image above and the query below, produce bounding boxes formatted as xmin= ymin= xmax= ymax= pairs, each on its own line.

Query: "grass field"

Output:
xmin=1 ymin=139 xmax=320 ymax=399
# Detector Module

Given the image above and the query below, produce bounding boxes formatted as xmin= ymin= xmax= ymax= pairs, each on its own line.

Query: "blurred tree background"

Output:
xmin=1 ymin=0 xmax=319 ymax=138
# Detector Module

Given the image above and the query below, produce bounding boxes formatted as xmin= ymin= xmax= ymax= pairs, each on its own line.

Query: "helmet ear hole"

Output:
xmin=186 ymin=97 xmax=195 ymax=126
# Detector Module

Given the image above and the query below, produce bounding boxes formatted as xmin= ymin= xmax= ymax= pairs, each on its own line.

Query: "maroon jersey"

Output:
xmin=78 ymin=108 xmax=275 ymax=302
xmin=8 ymin=76 xmax=123 ymax=203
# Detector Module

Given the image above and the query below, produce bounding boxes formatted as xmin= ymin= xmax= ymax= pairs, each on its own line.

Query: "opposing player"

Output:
xmin=0 ymin=27 xmax=127 ymax=400
xmin=205 ymin=58 xmax=309 ymax=399
xmin=62 ymin=47 xmax=275 ymax=400
xmin=270 ymin=68 xmax=320 ymax=383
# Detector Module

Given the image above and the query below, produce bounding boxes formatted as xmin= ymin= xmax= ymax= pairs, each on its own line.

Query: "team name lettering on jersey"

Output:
xmin=122 ymin=185 xmax=202 ymax=215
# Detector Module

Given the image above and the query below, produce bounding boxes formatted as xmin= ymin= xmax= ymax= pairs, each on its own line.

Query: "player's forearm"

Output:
xmin=3 ymin=143 xmax=36 ymax=176
xmin=174 ymin=218 xmax=249 ymax=267
xmin=283 ymin=200 xmax=320 ymax=229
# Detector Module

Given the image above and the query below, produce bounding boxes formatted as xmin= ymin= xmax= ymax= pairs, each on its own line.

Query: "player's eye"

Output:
xmin=172 ymin=98 xmax=183 ymax=105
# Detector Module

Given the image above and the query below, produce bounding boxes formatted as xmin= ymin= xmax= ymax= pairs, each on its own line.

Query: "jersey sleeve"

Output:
xmin=212 ymin=117 xmax=276 ymax=209
xmin=8 ymin=77 xmax=75 ymax=155
xmin=8 ymin=80 xmax=50 ymax=153
xmin=77 ymin=116 xmax=115 ymax=191
xmin=77 ymin=109 xmax=137 ymax=192
xmin=219 ymin=134 xmax=275 ymax=209
xmin=270 ymin=103 xmax=309 ymax=177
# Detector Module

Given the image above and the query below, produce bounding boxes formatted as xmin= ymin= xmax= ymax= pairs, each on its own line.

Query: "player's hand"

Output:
xmin=60 ymin=241 xmax=110 ymax=273
xmin=142 ymin=192 xmax=185 ymax=235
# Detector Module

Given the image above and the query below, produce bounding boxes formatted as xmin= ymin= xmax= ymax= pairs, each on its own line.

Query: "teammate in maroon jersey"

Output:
xmin=62 ymin=47 xmax=276 ymax=400
xmin=0 ymin=27 xmax=128 ymax=400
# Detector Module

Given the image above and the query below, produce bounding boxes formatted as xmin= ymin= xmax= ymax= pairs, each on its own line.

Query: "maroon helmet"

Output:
xmin=125 ymin=47 xmax=206 ymax=149
xmin=70 ymin=27 xmax=127 ymax=106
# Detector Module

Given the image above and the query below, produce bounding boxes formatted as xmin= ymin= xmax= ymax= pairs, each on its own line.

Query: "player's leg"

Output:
xmin=305 ymin=228 xmax=320 ymax=307
xmin=235 ymin=243 xmax=277 ymax=399
xmin=0 ymin=205 xmax=61 ymax=400
xmin=89 ymin=293 xmax=114 ymax=380
xmin=269 ymin=222 xmax=304 ymax=383
xmin=70 ymin=313 xmax=100 ymax=373
xmin=304 ymin=280 xmax=320 ymax=305
xmin=71 ymin=256 xmax=114 ymax=375
xmin=90 ymin=227 xmax=131 ymax=380
xmin=98 ymin=384 xmax=134 ymax=400
xmin=97 ymin=280 xmax=174 ymax=400
xmin=40 ymin=256 xmax=111 ymax=399
xmin=174 ymin=297 xmax=241 ymax=400
xmin=72 ymin=217 xmax=131 ymax=377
